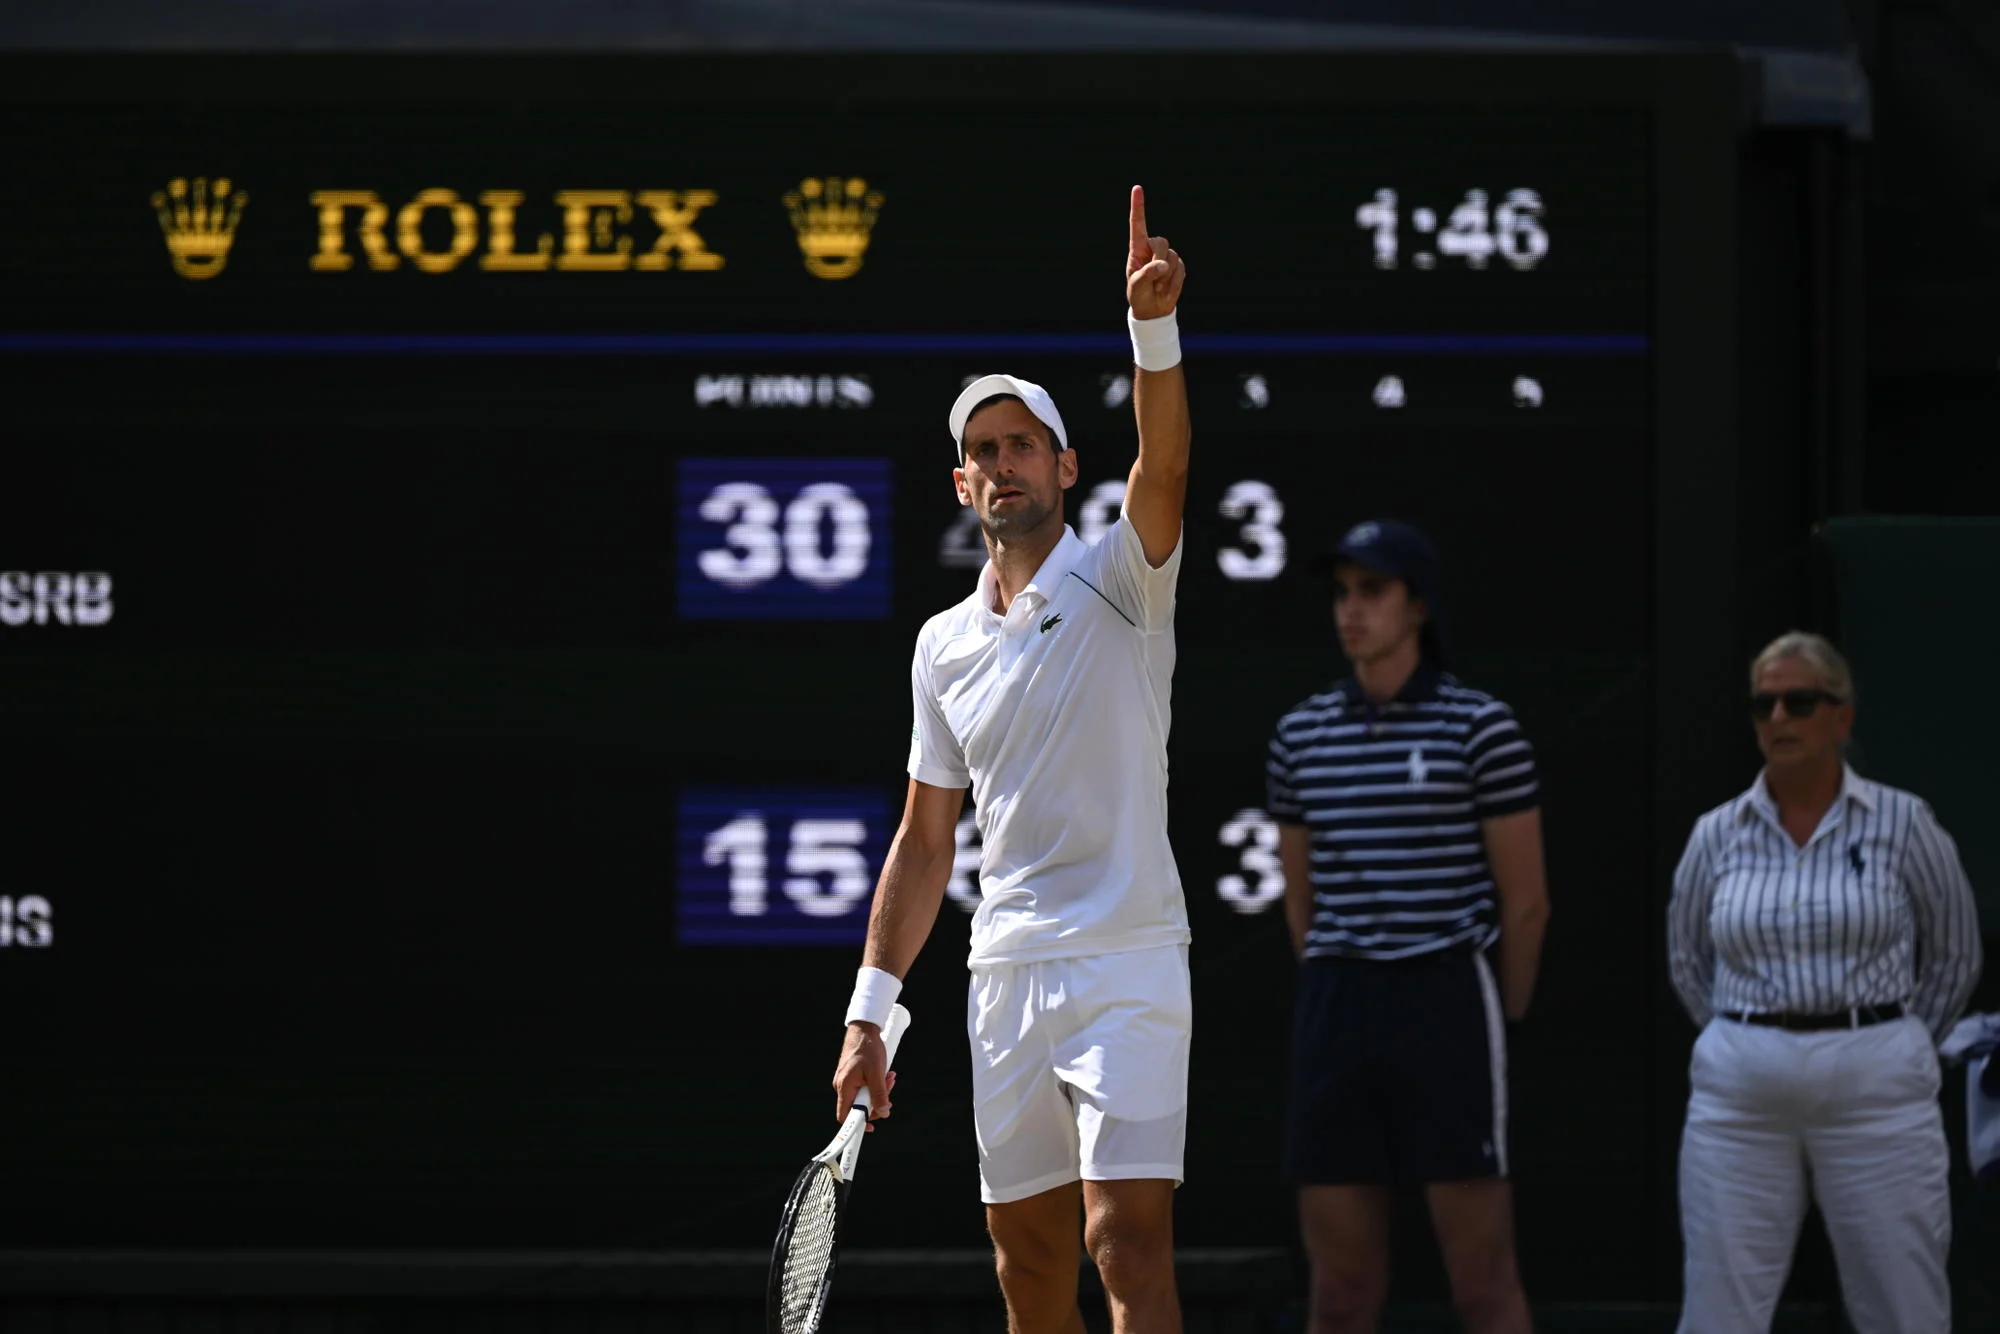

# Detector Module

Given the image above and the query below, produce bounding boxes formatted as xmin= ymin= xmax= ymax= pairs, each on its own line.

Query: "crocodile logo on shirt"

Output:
xmin=1040 ymin=613 xmax=1064 ymax=634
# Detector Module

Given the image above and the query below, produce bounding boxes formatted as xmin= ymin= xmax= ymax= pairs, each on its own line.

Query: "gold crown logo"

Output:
xmin=151 ymin=176 xmax=248 ymax=281
xmin=782 ymin=177 xmax=882 ymax=281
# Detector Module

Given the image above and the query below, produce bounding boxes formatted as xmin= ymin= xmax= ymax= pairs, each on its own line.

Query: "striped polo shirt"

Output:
xmin=1266 ymin=666 xmax=1541 ymax=960
xmin=1667 ymin=765 xmax=1983 ymax=1039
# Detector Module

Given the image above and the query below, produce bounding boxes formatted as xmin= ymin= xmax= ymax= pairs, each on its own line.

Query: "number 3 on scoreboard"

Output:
xmin=1218 ymin=809 xmax=1284 ymax=914
xmin=1217 ymin=480 xmax=1286 ymax=582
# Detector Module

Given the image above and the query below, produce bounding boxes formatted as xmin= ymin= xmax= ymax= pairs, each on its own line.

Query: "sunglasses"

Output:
xmin=1748 ymin=688 xmax=1844 ymax=721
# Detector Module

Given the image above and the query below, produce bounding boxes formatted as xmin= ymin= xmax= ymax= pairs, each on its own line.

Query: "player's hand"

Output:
xmin=1124 ymin=185 xmax=1185 ymax=322
xmin=833 ymin=1021 xmax=897 ymax=1129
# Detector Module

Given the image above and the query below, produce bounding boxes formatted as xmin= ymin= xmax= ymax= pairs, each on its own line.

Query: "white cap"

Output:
xmin=948 ymin=374 xmax=1069 ymax=464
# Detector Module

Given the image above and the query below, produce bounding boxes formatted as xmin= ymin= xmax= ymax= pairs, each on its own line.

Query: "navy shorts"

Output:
xmin=1284 ymin=948 xmax=1511 ymax=1186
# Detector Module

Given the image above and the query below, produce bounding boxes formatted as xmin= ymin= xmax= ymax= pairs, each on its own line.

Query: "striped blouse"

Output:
xmin=1667 ymin=765 xmax=1983 ymax=1040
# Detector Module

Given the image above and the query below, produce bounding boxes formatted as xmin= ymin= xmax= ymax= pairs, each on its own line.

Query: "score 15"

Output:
xmin=677 ymin=787 xmax=894 ymax=945
xmin=677 ymin=458 xmax=891 ymax=619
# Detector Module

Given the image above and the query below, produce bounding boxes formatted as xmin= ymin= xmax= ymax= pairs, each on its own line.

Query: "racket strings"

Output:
xmin=777 ymin=1164 xmax=843 ymax=1332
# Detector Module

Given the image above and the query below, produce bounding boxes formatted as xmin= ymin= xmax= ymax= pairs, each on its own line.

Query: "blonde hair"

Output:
xmin=1750 ymin=631 xmax=1856 ymax=703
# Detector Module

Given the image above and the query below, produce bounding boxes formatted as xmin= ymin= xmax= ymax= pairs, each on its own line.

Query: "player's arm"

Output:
xmin=1482 ymin=808 xmax=1549 ymax=1022
xmin=831 ymin=777 xmax=963 ymax=1122
xmin=1278 ymin=823 xmax=1314 ymax=959
xmin=859 ymin=778 xmax=961 ymax=982
xmin=1123 ymin=184 xmax=1189 ymax=569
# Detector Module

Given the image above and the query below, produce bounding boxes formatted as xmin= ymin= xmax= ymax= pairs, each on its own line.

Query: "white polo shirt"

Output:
xmin=907 ymin=511 xmax=1190 ymax=968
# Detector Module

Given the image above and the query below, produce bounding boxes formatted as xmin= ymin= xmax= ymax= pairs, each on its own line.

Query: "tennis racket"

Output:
xmin=766 ymin=1001 xmax=911 ymax=1334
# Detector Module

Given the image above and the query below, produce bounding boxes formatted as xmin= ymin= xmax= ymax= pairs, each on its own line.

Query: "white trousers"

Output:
xmin=1677 ymin=1014 xmax=1952 ymax=1334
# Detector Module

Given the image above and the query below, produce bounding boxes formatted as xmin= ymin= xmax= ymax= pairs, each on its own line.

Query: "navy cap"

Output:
xmin=1315 ymin=519 xmax=1441 ymax=591
xmin=1313 ymin=519 xmax=1451 ymax=667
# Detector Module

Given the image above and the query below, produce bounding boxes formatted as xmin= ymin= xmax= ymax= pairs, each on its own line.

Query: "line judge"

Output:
xmin=831 ymin=186 xmax=1192 ymax=1334
xmin=1668 ymin=631 xmax=1982 ymax=1334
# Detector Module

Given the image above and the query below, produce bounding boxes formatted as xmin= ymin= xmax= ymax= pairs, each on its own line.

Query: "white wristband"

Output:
xmin=1128 ymin=309 xmax=1182 ymax=373
xmin=844 ymin=966 xmax=903 ymax=1030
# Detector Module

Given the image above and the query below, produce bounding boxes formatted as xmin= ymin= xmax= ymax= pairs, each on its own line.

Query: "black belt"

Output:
xmin=1725 ymin=1002 xmax=1904 ymax=1032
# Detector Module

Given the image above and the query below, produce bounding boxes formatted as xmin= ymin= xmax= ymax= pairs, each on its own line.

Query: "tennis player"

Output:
xmin=831 ymin=185 xmax=1191 ymax=1334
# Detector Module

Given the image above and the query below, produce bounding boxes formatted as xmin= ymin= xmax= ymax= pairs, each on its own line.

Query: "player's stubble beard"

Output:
xmin=978 ymin=484 xmax=1059 ymax=543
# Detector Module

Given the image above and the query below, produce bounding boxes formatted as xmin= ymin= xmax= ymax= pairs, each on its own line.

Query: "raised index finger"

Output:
xmin=1129 ymin=185 xmax=1148 ymax=254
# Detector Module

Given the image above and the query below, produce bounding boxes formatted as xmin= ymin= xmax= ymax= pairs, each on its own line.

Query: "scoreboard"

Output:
xmin=0 ymin=52 xmax=1738 ymax=1277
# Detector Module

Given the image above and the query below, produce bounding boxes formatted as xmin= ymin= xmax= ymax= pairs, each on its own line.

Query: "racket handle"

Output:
xmin=852 ymin=1002 xmax=911 ymax=1114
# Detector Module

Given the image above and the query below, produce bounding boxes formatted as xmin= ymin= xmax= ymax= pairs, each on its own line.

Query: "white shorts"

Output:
xmin=966 ymin=942 xmax=1192 ymax=1205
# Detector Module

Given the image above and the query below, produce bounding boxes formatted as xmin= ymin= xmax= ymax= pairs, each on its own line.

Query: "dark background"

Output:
xmin=0 ymin=35 xmax=1989 ymax=1326
xmin=0 ymin=55 xmax=1664 ymax=1273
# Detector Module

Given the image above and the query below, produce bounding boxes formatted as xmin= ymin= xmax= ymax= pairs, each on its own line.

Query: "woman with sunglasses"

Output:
xmin=1667 ymin=631 xmax=1983 ymax=1334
